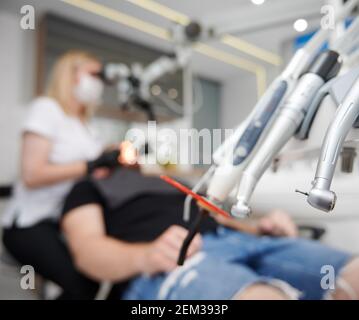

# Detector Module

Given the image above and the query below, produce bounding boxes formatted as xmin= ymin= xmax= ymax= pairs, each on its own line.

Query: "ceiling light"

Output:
xmin=125 ymin=0 xmax=281 ymax=66
xmin=61 ymin=0 xmax=267 ymax=97
xmin=221 ymin=34 xmax=282 ymax=66
xmin=61 ymin=0 xmax=169 ymax=39
xmin=126 ymin=0 xmax=190 ymax=25
xmin=251 ymin=0 xmax=266 ymax=5
xmin=293 ymin=19 xmax=308 ymax=32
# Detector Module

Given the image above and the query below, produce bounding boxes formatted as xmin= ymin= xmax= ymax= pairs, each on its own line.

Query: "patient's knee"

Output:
xmin=233 ymin=284 xmax=289 ymax=300
xmin=330 ymin=257 xmax=359 ymax=300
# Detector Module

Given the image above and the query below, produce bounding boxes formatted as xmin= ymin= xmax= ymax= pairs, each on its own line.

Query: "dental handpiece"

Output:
xmin=230 ymin=39 xmax=332 ymax=168
xmin=231 ymin=50 xmax=341 ymax=218
xmin=205 ymin=78 xmax=290 ymax=204
xmin=205 ymin=49 xmax=318 ymax=204
xmin=306 ymin=76 xmax=359 ymax=212
xmin=232 ymin=80 xmax=288 ymax=165
xmin=205 ymin=25 xmax=341 ymax=205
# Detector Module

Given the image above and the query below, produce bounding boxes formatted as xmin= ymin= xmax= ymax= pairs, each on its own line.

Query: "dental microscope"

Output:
xmin=99 ymin=21 xmax=205 ymax=121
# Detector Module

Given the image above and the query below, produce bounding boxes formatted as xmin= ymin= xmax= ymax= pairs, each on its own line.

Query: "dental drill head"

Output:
xmin=231 ymin=50 xmax=341 ymax=219
xmin=305 ymin=76 xmax=359 ymax=212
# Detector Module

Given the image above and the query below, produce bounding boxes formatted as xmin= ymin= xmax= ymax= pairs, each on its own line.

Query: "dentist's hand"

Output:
xmin=87 ymin=149 xmax=120 ymax=174
xmin=89 ymin=141 xmax=140 ymax=179
xmin=141 ymin=225 xmax=202 ymax=276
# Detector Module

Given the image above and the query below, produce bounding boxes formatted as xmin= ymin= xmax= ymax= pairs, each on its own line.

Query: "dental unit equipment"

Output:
xmin=206 ymin=31 xmax=329 ymax=203
xmin=232 ymin=50 xmax=341 ymax=218
xmin=303 ymin=75 xmax=359 ymax=212
xmin=182 ymin=0 xmax=359 ymax=221
xmin=296 ymin=16 xmax=359 ymax=140
xmin=233 ymin=14 xmax=359 ymax=217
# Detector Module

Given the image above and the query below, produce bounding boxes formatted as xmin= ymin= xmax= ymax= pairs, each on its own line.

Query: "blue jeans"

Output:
xmin=122 ymin=227 xmax=351 ymax=300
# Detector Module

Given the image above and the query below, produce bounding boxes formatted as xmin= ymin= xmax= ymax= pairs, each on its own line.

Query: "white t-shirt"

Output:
xmin=2 ymin=97 xmax=103 ymax=228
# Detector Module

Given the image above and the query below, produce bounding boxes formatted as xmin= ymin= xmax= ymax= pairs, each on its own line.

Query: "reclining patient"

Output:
xmin=61 ymin=167 xmax=359 ymax=300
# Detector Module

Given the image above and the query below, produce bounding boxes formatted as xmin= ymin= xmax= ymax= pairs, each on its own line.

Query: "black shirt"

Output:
xmin=62 ymin=178 xmax=218 ymax=243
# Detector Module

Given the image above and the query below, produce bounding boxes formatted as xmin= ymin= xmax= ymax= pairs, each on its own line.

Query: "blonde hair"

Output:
xmin=46 ymin=50 xmax=100 ymax=118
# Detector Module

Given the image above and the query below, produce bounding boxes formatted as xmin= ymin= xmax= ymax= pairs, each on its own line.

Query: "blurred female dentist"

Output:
xmin=2 ymin=51 xmax=119 ymax=299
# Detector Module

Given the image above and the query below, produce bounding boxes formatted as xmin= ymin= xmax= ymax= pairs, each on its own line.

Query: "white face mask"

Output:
xmin=74 ymin=73 xmax=104 ymax=106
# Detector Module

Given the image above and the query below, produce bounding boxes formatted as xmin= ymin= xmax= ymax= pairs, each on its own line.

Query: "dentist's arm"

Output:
xmin=21 ymin=132 xmax=88 ymax=188
xmin=21 ymin=132 xmax=121 ymax=189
